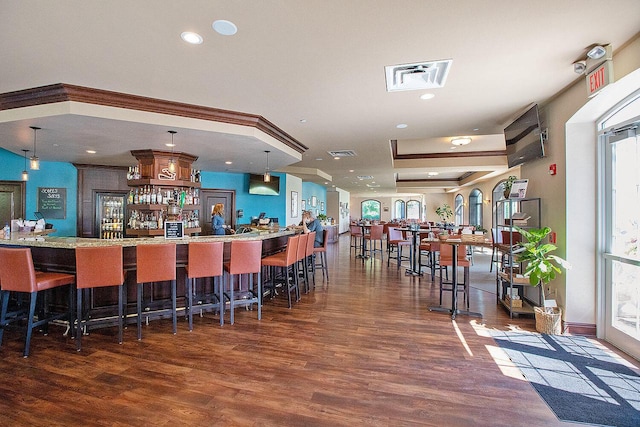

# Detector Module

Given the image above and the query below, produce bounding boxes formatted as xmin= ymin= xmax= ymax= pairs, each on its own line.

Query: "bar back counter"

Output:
xmin=0 ymin=229 xmax=294 ymax=329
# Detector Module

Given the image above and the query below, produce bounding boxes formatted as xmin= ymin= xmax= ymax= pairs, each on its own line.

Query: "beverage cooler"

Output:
xmin=95 ymin=192 xmax=126 ymax=239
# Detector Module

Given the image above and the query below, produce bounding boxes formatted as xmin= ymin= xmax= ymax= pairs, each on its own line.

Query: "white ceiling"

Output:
xmin=1 ymin=1 xmax=639 ymax=196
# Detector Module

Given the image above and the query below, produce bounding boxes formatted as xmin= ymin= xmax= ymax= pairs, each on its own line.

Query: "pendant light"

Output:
xmin=21 ymin=149 xmax=29 ymax=181
xmin=167 ymin=131 xmax=177 ymax=172
xmin=263 ymin=150 xmax=271 ymax=182
xmin=29 ymin=126 xmax=41 ymax=170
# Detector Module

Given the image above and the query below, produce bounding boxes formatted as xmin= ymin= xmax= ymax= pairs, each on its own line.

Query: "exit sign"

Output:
xmin=586 ymin=60 xmax=614 ymax=98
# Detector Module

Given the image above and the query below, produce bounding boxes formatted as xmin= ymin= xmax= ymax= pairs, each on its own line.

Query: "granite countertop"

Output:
xmin=0 ymin=229 xmax=295 ymax=249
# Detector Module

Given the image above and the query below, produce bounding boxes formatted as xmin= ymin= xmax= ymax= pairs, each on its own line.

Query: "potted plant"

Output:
xmin=515 ymin=226 xmax=571 ymax=334
xmin=435 ymin=204 xmax=453 ymax=224
xmin=503 ymin=175 xmax=517 ymax=198
xmin=473 ymin=225 xmax=487 ymax=235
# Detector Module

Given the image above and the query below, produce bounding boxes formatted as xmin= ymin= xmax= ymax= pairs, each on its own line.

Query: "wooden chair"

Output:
xmin=185 ymin=241 xmax=224 ymax=329
xmin=313 ymin=229 xmax=330 ymax=282
xmin=136 ymin=243 xmax=177 ymax=340
xmin=75 ymin=246 xmax=125 ymax=352
xmin=363 ymin=224 xmax=384 ymax=262
xmin=262 ymin=235 xmax=299 ymax=308
xmin=223 ymin=240 xmax=263 ymax=324
xmin=439 ymin=244 xmax=470 ymax=309
xmin=0 ymin=247 xmax=75 ymax=357
xmin=387 ymin=227 xmax=411 ymax=269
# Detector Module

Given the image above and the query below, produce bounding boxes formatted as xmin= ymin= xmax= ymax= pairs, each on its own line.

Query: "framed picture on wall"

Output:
xmin=301 ymin=200 xmax=306 ymax=211
xmin=320 ymin=202 xmax=324 ymax=212
xmin=311 ymin=196 xmax=317 ymax=207
xmin=291 ymin=191 xmax=299 ymax=218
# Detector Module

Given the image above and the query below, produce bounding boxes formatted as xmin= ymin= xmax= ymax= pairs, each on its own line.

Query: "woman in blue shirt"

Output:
xmin=211 ymin=203 xmax=234 ymax=235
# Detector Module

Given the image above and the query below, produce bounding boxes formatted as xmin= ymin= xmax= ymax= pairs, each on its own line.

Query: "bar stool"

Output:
xmin=295 ymin=233 xmax=310 ymax=294
xmin=75 ymin=245 xmax=125 ymax=352
xmin=313 ymin=229 xmax=330 ymax=282
xmin=387 ymin=227 xmax=411 ymax=269
xmin=185 ymin=241 xmax=224 ymax=330
xmin=363 ymin=224 xmax=384 ymax=262
xmin=349 ymin=225 xmax=363 ymax=257
xmin=262 ymin=234 xmax=300 ymax=308
xmin=439 ymin=244 xmax=470 ymax=309
xmin=304 ymin=231 xmax=316 ymax=289
xmin=223 ymin=240 xmax=262 ymax=325
xmin=0 ymin=247 xmax=75 ymax=357
xmin=136 ymin=243 xmax=177 ymax=340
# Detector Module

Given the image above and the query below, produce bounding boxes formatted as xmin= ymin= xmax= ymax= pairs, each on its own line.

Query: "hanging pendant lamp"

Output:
xmin=167 ymin=131 xmax=177 ymax=172
xmin=263 ymin=150 xmax=271 ymax=182
xmin=21 ymin=149 xmax=29 ymax=181
xmin=29 ymin=126 xmax=41 ymax=170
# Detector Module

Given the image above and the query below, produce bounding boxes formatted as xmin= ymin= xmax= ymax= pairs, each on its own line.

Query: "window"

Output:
xmin=469 ymin=188 xmax=483 ymax=227
xmin=361 ymin=199 xmax=381 ymax=220
xmin=454 ymin=194 xmax=464 ymax=225
xmin=406 ymin=200 xmax=421 ymax=220
xmin=394 ymin=200 xmax=405 ymax=220
xmin=492 ymin=181 xmax=512 ymax=226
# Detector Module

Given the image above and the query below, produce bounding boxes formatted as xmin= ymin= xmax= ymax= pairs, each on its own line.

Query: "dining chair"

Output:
xmin=363 ymin=224 xmax=384 ymax=262
xmin=349 ymin=225 xmax=363 ymax=258
xmin=387 ymin=227 xmax=411 ymax=269
xmin=185 ymin=241 xmax=224 ymax=330
xmin=439 ymin=244 xmax=470 ymax=309
xmin=0 ymin=247 xmax=75 ymax=357
xmin=223 ymin=240 xmax=263 ymax=324
xmin=75 ymin=245 xmax=125 ymax=352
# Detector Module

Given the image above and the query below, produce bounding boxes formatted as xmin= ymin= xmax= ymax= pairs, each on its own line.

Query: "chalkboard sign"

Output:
xmin=164 ymin=221 xmax=184 ymax=239
xmin=37 ymin=187 xmax=66 ymax=219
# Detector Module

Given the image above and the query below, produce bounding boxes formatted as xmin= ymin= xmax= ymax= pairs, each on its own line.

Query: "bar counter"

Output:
xmin=0 ymin=229 xmax=295 ymax=328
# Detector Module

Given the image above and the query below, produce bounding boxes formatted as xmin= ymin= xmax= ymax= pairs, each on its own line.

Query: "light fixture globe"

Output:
xmin=167 ymin=130 xmax=177 ymax=172
xmin=451 ymin=137 xmax=472 ymax=146
xmin=263 ymin=150 xmax=271 ymax=182
xmin=21 ymin=149 xmax=29 ymax=181
xmin=29 ymin=126 xmax=40 ymax=170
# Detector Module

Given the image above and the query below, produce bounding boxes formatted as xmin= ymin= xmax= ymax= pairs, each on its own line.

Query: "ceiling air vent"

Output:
xmin=357 ymin=175 xmax=374 ymax=180
xmin=385 ymin=59 xmax=453 ymax=92
xmin=327 ymin=150 xmax=357 ymax=157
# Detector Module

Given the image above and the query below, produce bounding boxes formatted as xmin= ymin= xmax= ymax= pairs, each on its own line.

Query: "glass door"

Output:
xmin=602 ymin=110 xmax=640 ymax=358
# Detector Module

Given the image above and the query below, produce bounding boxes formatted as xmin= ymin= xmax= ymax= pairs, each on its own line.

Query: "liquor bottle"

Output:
xmin=151 ymin=186 xmax=157 ymax=204
xmin=157 ymin=188 xmax=163 ymax=204
xmin=134 ymin=188 xmax=139 ymax=204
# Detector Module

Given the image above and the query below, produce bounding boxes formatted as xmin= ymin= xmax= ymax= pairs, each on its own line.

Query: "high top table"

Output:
xmin=424 ymin=237 xmax=488 ymax=320
xmin=397 ymin=227 xmax=430 ymax=276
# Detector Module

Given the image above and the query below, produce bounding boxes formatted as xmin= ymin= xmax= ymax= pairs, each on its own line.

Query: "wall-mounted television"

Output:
xmin=248 ymin=173 xmax=280 ymax=195
xmin=504 ymin=104 xmax=545 ymax=168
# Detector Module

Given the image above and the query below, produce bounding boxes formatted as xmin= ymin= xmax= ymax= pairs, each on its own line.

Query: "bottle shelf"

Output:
xmin=127 ymin=204 xmax=200 ymax=211
xmin=127 ymin=179 xmax=201 ymax=188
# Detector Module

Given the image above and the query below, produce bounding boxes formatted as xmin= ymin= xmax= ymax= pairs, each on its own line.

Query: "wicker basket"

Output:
xmin=461 ymin=234 xmax=486 ymax=244
xmin=534 ymin=306 xmax=562 ymax=335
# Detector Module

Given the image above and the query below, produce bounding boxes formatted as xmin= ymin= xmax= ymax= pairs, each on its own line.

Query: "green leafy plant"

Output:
xmin=317 ymin=213 xmax=327 ymax=220
xmin=473 ymin=225 xmax=487 ymax=233
xmin=503 ymin=175 xmax=518 ymax=197
xmin=435 ymin=204 xmax=453 ymax=223
xmin=515 ymin=226 xmax=571 ymax=287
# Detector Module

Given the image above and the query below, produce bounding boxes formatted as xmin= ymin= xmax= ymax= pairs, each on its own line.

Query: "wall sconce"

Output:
xmin=29 ymin=126 xmax=40 ymax=170
xmin=167 ymin=130 xmax=177 ymax=172
xmin=263 ymin=150 xmax=271 ymax=182
xmin=21 ymin=149 xmax=29 ymax=181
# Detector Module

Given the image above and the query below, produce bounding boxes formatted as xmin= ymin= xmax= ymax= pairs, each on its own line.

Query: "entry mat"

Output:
xmin=491 ymin=331 xmax=640 ymax=427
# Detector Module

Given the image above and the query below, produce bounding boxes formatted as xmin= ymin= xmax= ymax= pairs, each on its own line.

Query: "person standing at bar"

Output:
xmin=302 ymin=210 xmax=323 ymax=247
xmin=211 ymin=203 xmax=234 ymax=235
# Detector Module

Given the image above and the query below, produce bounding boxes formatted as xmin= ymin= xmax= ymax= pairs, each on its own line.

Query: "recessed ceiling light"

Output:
xmin=450 ymin=146 xmax=457 ymax=150
xmin=315 ymin=158 xmax=323 ymax=161
xmin=300 ymin=119 xmax=307 ymax=123
xmin=225 ymin=161 xmax=233 ymax=165
xmin=165 ymin=143 xmax=176 ymax=147
xmin=212 ymin=20 xmax=237 ymax=36
xmin=396 ymin=123 xmax=408 ymax=129
xmin=451 ymin=137 xmax=472 ymax=146
xmin=428 ymin=172 xmax=439 ymax=176
xmin=334 ymin=157 xmax=340 ymax=160
xmin=473 ymin=128 xmax=479 ymax=131
xmin=324 ymin=181 xmax=329 ymax=185
xmin=420 ymin=93 xmax=435 ymax=100
xmin=86 ymin=150 xmax=96 ymax=154
xmin=180 ymin=32 xmax=203 ymax=44
xmin=349 ymin=169 xmax=354 ymax=173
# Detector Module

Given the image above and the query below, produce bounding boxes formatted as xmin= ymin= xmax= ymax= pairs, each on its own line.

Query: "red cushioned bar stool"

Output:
xmin=185 ymin=241 xmax=224 ymax=330
xmin=0 ymin=247 xmax=75 ymax=357
xmin=223 ymin=240 xmax=263 ymax=325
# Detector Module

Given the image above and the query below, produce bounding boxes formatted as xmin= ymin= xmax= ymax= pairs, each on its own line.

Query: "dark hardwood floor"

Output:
xmin=0 ymin=235 xmax=593 ymax=426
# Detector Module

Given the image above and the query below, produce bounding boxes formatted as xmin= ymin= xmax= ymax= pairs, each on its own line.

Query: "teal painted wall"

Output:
xmin=302 ymin=182 xmax=327 ymax=217
xmin=0 ymin=148 xmax=77 ymax=236
xmin=199 ymin=171 xmax=287 ymax=224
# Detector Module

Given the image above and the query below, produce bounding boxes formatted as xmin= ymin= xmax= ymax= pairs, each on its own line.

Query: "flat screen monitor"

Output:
xmin=248 ymin=174 xmax=280 ymax=195
xmin=504 ymin=104 xmax=545 ymax=168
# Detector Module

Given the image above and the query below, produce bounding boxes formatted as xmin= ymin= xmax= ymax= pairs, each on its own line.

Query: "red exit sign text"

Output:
xmin=586 ymin=61 xmax=613 ymax=98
